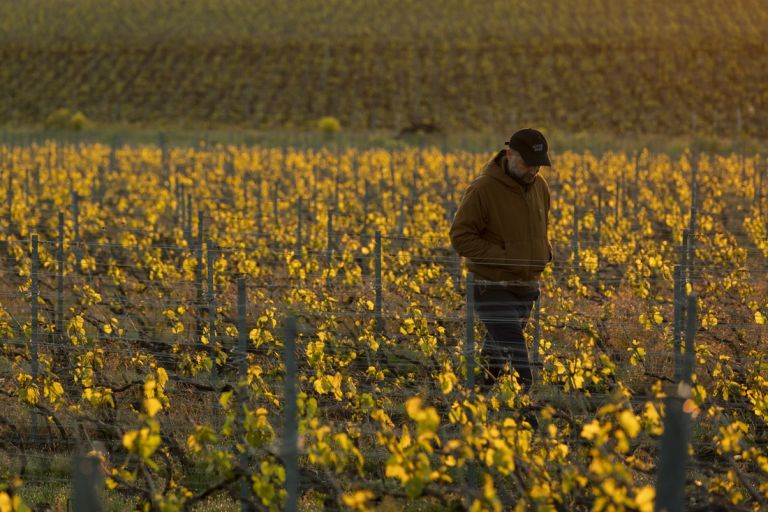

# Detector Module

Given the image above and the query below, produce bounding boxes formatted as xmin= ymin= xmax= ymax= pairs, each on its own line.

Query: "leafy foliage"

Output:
xmin=0 ymin=142 xmax=766 ymax=510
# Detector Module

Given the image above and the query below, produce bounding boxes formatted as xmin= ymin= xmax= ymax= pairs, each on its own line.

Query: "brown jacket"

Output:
xmin=449 ymin=151 xmax=553 ymax=285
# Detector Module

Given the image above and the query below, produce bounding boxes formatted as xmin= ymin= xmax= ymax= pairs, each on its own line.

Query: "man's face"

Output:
xmin=505 ymin=149 xmax=540 ymax=184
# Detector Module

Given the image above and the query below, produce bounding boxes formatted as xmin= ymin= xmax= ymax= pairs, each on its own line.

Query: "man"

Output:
xmin=449 ymin=128 xmax=553 ymax=393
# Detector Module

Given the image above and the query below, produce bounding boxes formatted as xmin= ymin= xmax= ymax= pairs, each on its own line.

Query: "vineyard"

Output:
xmin=0 ymin=139 xmax=765 ymax=511
xmin=3 ymin=0 xmax=768 ymax=135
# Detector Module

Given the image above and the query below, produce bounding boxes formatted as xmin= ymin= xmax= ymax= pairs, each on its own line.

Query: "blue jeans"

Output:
xmin=473 ymin=282 xmax=539 ymax=391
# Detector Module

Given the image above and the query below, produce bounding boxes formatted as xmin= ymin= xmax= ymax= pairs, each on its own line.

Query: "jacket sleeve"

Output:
xmin=545 ymin=181 xmax=553 ymax=262
xmin=449 ymin=185 xmax=506 ymax=261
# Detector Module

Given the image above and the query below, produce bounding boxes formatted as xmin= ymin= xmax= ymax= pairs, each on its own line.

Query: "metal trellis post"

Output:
xmin=283 ymin=315 xmax=299 ymax=512
xmin=375 ymin=231 xmax=383 ymax=335
xmin=71 ymin=451 xmax=104 ymax=512
xmin=57 ymin=212 xmax=64 ymax=337
xmin=31 ymin=234 xmax=40 ymax=442
xmin=236 ymin=277 xmax=252 ymax=511
xmin=464 ymin=272 xmax=477 ymax=489
xmin=532 ymin=295 xmax=541 ymax=383
xmin=207 ymin=241 xmax=217 ymax=382
xmin=72 ymin=191 xmax=81 ymax=272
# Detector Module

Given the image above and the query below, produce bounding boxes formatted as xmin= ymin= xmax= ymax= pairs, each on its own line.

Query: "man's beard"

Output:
xmin=505 ymin=159 xmax=533 ymax=186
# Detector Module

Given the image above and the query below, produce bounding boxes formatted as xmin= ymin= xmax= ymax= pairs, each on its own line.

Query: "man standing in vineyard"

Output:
xmin=449 ymin=128 xmax=553 ymax=394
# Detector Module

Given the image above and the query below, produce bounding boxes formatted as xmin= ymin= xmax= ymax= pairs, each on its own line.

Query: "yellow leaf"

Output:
xmin=341 ymin=490 xmax=374 ymax=509
xmin=755 ymin=311 xmax=765 ymax=325
xmin=437 ymin=371 xmax=456 ymax=394
xmin=219 ymin=390 xmax=233 ymax=409
xmin=634 ymin=486 xmax=655 ymax=512
xmin=405 ymin=397 xmax=423 ymax=420
xmin=143 ymin=379 xmax=156 ymax=399
xmin=581 ymin=420 xmax=602 ymax=440
xmin=619 ymin=410 xmax=641 ymax=438
xmin=26 ymin=387 xmax=39 ymax=404
xmin=157 ymin=367 xmax=168 ymax=388
xmin=385 ymin=461 xmax=408 ymax=482
xmin=0 ymin=493 xmax=10 ymax=512
xmin=144 ymin=398 xmax=162 ymax=417
xmin=122 ymin=430 xmax=139 ymax=450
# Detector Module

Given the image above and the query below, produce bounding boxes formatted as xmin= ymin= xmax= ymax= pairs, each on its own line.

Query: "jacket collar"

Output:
xmin=481 ymin=150 xmax=531 ymax=193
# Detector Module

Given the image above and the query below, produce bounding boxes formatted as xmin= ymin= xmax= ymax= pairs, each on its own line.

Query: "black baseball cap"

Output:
xmin=505 ymin=128 xmax=551 ymax=166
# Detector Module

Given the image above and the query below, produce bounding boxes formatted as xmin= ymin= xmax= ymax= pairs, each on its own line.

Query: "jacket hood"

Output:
xmin=481 ymin=150 xmax=533 ymax=192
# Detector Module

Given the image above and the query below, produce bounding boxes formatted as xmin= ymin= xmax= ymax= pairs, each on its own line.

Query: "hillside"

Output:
xmin=2 ymin=0 xmax=768 ymax=135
